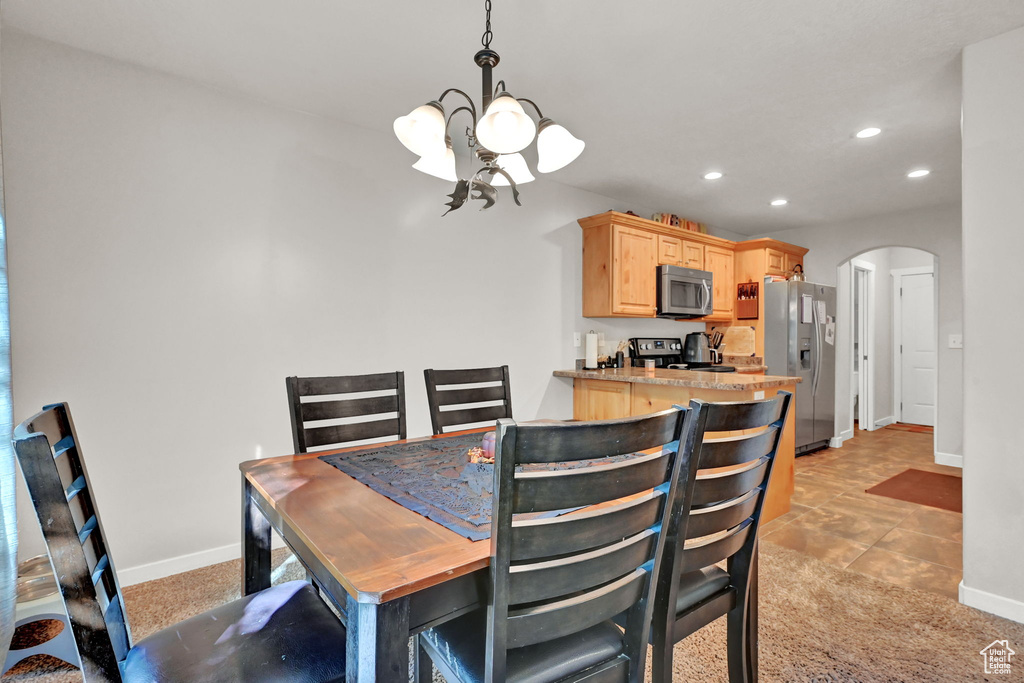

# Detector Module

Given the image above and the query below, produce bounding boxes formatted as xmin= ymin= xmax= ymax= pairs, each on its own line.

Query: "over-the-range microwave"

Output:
xmin=656 ymin=265 xmax=713 ymax=318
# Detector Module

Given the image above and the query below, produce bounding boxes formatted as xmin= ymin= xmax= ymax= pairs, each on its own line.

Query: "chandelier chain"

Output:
xmin=481 ymin=0 xmax=493 ymax=49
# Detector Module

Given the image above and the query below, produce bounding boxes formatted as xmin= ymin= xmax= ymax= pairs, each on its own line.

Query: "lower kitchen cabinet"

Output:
xmin=572 ymin=378 xmax=632 ymax=420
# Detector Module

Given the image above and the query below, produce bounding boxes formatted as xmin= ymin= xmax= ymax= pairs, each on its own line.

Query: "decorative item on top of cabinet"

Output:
xmin=737 ymin=282 xmax=759 ymax=319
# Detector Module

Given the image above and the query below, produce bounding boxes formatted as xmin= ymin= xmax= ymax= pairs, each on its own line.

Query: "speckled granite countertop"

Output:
xmin=553 ymin=367 xmax=801 ymax=391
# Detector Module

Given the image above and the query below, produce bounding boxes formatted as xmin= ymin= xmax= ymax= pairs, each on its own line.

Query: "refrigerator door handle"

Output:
xmin=812 ymin=302 xmax=821 ymax=395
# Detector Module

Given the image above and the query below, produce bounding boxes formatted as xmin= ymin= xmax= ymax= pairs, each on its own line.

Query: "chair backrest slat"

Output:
xmin=299 ymin=395 xmax=399 ymax=421
xmin=424 ymin=366 xmax=512 ymax=435
xmin=506 ymin=568 xmax=647 ymax=649
xmin=697 ymin=428 xmax=777 ymax=469
xmin=701 ymin=399 xmax=784 ymax=432
xmin=486 ymin=408 xmax=691 ymax=682
xmin=684 ymin=489 xmax=759 ymax=540
xmin=286 ymin=372 xmax=406 ymax=452
xmin=14 ymin=403 xmax=130 ymax=681
xmin=434 ymin=405 xmax=509 ymax=432
xmin=302 ymin=417 xmax=405 ymax=449
xmin=513 ymin=417 xmax=682 ymax=464
xmin=508 ymin=530 xmax=656 ymax=604
xmin=512 ymin=451 xmax=672 ymax=513
xmin=432 ymin=384 xmax=508 ymax=406
xmin=678 ymin=519 xmax=753 ymax=573
xmin=691 ymin=457 xmax=770 ymax=507
xmin=510 ymin=490 xmax=663 ymax=562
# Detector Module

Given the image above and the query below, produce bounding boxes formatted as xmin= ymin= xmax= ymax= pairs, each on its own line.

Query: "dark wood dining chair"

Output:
xmin=286 ymin=371 xmax=406 ymax=452
xmin=423 ymin=365 xmax=512 ymax=435
xmin=14 ymin=402 xmax=348 ymax=682
xmin=416 ymin=407 xmax=693 ymax=683
xmin=650 ymin=392 xmax=793 ymax=683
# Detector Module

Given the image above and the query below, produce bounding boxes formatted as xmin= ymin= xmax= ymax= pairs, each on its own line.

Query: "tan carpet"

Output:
xmin=5 ymin=544 xmax=1022 ymax=682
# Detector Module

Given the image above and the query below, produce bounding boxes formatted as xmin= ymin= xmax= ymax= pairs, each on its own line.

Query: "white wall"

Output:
xmin=2 ymin=32 xmax=721 ymax=579
xmin=961 ymin=24 xmax=1024 ymax=622
xmin=758 ymin=203 xmax=962 ymax=460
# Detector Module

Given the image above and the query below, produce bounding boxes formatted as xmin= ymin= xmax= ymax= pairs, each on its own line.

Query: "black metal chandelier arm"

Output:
xmin=438 ymin=88 xmax=477 ymax=121
xmin=494 ymin=79 xmax=507 ymax=95
xmin=446 ymin=105 xmax=476 ymax=129
xmin=516 ymin=97 xmax=544 ymax=119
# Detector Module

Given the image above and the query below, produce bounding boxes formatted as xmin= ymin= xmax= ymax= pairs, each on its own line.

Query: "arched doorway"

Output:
xmin=836 ymin=247 xmax=937 ymax=450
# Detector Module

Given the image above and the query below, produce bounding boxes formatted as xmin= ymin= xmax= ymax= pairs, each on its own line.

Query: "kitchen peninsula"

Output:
xmin=553 ymin=367 xmax=800 ymax=521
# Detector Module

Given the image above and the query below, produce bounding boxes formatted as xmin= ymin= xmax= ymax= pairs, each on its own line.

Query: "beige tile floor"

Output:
xmin=760 ymin=425 xmax=963 ymax=599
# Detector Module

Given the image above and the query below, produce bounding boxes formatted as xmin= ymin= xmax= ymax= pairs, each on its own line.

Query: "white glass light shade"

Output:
xmin=476 ymin=95 xmax=536 ymax=154
xmin=394 ymin=102 xmax=446 ymax=157
xmin=491 ymin=153 xmax=535 ymax=186
xmin=412 ymin=142 xmax=457 ymax=182
xmin=536 ymin=120 xmax=585 ymax=173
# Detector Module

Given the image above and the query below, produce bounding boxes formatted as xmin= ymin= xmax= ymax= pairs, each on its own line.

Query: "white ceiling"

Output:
xmin=5 ymin=1 xmax=1024 ymax=235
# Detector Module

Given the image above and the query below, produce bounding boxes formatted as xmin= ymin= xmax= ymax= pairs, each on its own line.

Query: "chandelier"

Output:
xmin=393 ymin=0 xmax=585 ymax=215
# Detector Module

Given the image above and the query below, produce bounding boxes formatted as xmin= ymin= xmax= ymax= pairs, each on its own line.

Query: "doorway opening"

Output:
xmin=837 ymin=247 xmax=937 ymax=443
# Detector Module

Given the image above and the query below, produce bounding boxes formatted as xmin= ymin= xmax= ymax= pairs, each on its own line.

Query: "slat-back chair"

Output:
xmin=650 ymin=392 xmax=793 ymax=683
xmin=286 ymin=371 xmax=406 ymax=452
xmin=14 ymin=403 xmax=347 ymax=682
xmin=423 ymin=365 xmax=512 ymax=435
xmin=416 ymin=407 xmax=692 ymax=683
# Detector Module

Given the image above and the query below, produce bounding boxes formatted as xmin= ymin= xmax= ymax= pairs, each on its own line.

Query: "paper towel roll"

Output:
xmin=585 ymin=332 xmax=598 ymax=369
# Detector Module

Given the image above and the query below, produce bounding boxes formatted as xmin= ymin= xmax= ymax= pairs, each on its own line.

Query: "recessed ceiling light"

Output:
xmin=856 ymin=127 xmax=881 ymax=138
xmin=703 ymin=171 xmax=723 ymax=180
xmin=770 ymin=199 xmax=788 ymax=207
xmin=907 ymin=169 xmax=930 ymax=178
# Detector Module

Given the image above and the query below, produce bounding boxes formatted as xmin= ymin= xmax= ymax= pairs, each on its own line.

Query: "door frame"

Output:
xmin=850 ymin=259 xmax=876 ymax=431
xmin=892 ymin=265 xmax=935 ymax=424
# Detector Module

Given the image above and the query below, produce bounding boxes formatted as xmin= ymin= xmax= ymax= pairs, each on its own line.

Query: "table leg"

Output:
xmin=346 ymin=594 xmax=410 ymax=683
xmin=242 ymin=475 xmax=271 ymax=595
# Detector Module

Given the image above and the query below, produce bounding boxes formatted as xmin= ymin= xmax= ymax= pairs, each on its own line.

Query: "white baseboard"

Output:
xmin=830 ymin=434 xmax=849 ymax=448
xmin=117 ymin=535 xmax=287 ymax=586
xmin=960 ymin=581 xmax=1024 ymax=624
xmin=874 ymin=415 xmax=896 ymax=428
xmin=935 ymin=451 xmax=963 ymax=468
xmin=117 ymin=542 xmax=241 ymax=586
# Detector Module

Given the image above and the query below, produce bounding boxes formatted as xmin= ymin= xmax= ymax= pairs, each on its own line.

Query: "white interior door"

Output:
xmin=899 ymin=272 xmax=936 ymax=426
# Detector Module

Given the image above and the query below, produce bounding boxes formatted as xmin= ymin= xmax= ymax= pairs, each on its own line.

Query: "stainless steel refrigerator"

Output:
xmin=764 ymin=280 xmax=836 ymax=455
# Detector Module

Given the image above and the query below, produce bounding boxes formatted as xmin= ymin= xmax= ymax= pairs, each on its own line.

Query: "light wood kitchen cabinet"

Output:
xmin=765 ymin=248 xmax=786 ymax=276
xmin=611 ymin=226 xmax=657 ymax=316
xmin=730 ymin=239 xmax=810 ymax=356
xmin=582 ymin=221 xmax=658 ymax=317
xmin=573 ymin=378 xmax=631 ymax=420
xmin=784 ymin=252 xmax=803 ymax=275
xmin=580 ymin=212 xmax=737 ymax=319
xmin=682 ymin=241 xmax=705 ymax=269
xmin=657 ymin=235 xmax=682 ymax=266
xmin=657 ymin=235 xmax=706 ymax=271
xmin=704 ymin=245 xmax=735 ymax=320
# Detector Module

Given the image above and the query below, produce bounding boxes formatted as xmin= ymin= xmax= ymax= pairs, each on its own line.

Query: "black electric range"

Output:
xmin=628 ymin=337 xmax=736 ymax=372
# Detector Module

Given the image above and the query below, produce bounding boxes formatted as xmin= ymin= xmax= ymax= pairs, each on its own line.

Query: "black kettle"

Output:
xmin=682 ymin=332 xmax=712 ymax=364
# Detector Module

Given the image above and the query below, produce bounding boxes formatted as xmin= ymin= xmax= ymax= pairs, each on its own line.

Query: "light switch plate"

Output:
xmin=573 ymin=332 xmax=581 ymax=348
xmin=948 ymin=334 xmax=963 ymax=349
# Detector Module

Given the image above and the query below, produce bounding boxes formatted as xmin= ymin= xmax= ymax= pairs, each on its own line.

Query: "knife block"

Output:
xmin=737 ymin=282 xmax=759 ymax=320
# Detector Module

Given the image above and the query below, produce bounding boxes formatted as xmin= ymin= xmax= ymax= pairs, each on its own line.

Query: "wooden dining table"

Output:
xmin=240 ymin=428 xmax=493 ymax=682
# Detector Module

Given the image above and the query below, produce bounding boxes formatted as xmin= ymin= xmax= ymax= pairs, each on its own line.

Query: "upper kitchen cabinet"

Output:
xmin=657 ymin=235 xmax=705 ymax=269
xmin=736 ymin=239 xmax=807 ymax=281
xmin=582 ymin=217 xmax=658 ymax=317
xmin=579 ymin=211 xmax=734 ymax=319
xmin=704 ymin=244 xmax=735 ymax=321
